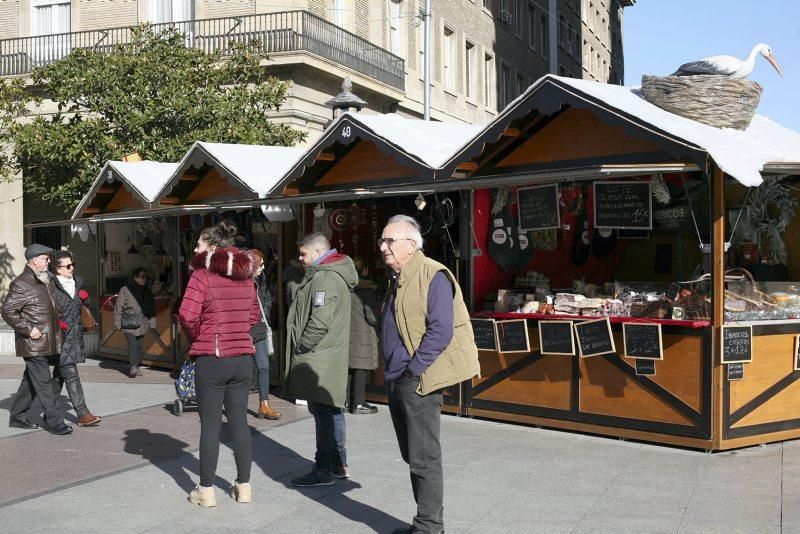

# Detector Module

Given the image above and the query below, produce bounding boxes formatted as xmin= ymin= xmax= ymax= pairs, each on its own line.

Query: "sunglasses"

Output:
xmin=59 ymin=263 xmax=76 ymax=270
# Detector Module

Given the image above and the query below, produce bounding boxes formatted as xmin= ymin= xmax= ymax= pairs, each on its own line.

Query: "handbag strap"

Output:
xmin=255 ymin=282 xmax=272 ymax=334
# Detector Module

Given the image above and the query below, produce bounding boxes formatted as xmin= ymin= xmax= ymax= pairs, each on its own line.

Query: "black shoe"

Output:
xmin=9 ymin=416 xmax=38 ymax=429
xmin=48 ymin=423 xmax=73 ymax=435
xmin=351 ymin=403 xmax=379 ymax=415
xmin=291 ymin=468 xmax=335 ymax=487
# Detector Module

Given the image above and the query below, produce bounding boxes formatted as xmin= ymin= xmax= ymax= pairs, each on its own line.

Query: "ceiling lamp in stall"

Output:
xmin=261 ymin=204 xmax=295 ymax=222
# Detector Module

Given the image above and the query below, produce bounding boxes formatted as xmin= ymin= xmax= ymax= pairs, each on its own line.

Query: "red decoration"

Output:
xmin=78 ymin=289 xmax=89 ymax=301
xmin=59 ymin=320 xmax=69 ymax=331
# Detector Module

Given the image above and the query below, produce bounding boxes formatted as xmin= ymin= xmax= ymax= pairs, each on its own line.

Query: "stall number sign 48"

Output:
xmin=341 ymin=125 xmax=352 ymax=140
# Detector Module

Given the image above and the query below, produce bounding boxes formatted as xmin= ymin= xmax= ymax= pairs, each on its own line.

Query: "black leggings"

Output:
xmin=195 ymin=355 xmax=252 ymax=487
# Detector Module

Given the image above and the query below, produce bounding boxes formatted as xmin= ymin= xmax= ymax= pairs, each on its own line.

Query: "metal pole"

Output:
xmin=423 ymin=0 xmax=431 ymax=120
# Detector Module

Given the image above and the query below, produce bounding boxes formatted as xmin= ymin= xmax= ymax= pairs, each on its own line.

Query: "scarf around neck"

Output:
xmin=126 ymin=281 xmax=156 ymax=318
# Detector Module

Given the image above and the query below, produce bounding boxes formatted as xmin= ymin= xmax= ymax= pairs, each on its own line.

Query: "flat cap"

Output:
xmin=25 ymin=243 xmax=54 ymax=261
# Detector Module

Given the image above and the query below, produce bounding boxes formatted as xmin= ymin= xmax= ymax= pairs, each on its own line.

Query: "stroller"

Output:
xmin=173 ymin=358 xmax=197 ymax=416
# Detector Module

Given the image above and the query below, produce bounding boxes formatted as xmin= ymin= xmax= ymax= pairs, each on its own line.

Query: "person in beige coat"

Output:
xmin=113 ymin=268 xmax=157 ymax=377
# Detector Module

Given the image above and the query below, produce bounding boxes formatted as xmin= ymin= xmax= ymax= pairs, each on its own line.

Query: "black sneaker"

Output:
xmin=291 ymin=469 xmax=335 ymax=487
xmin=351 ymin=403 xmax=379 ymax=415
xmin=333 ymin=465 xmax=351 ymax=479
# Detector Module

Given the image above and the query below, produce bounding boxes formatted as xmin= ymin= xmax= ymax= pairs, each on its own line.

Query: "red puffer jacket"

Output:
xmin=178 ymin=247 xmax=260 ymax=357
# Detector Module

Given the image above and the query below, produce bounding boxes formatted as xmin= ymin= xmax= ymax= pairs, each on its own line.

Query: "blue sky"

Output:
xmin=623 ymin=0 xmax=799 ymax=131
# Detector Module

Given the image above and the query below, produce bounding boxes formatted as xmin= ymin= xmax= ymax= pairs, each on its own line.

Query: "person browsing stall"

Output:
xmin=113 ymin=268 xmax=156 ymax=378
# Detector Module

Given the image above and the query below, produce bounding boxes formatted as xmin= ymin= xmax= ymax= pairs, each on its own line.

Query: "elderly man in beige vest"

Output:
xmin=379 ymin=215 xmax=480 ymax=534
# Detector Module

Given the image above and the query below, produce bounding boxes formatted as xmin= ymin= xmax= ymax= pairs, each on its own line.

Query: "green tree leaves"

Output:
xmin=0 ymin=24 xmax=305 ymax=208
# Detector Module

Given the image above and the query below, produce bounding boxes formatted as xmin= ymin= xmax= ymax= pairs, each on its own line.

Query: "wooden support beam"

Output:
xmin=456 ymin=161 xmax=479 ymax=172
xmin=501 ymin=127 xmax=521 ymax=138
xmin=179 ymin=174 xmax=199 ymax=182
xmin=83 ymin=207 xmax=100 ymax=215
xmin=160 ymin=197 xmax=180 ymax=205
xmin=316 ymin=152 xmax=336 ymax=162
xmin=711 ymin=162 xmax=725 ymax=450
xmin=97 ymin=186 xmax=115 ymax=194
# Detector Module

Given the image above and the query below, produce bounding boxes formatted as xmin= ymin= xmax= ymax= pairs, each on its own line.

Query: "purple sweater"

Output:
xmin=381 ymin=271 xmax=454 ymax=383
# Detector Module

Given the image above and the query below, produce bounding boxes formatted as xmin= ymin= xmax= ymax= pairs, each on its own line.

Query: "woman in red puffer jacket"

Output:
xmin=178 ymin=219 xmax=259 ymax=508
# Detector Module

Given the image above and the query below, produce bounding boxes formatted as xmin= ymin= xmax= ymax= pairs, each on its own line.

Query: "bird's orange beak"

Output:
xmin=766 ymin=54 xmax=784 ymax=77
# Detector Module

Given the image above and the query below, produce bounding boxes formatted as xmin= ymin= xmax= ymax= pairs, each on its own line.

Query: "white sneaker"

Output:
xmin=188 ymin=485 xmax=217 ymax=507
xmin=231 ymin=481 xmax=251 ymax=503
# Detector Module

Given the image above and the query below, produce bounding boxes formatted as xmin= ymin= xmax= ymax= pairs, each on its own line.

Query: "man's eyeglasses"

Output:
xmin=376 ymin=237 xmax=414 ymax=247
xmin=59 ymin=263 xmax=76 ymax=270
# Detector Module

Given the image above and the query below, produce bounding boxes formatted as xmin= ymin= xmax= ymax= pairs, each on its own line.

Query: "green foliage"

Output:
xmin=0 ymin=24 xmax=305 ymax=208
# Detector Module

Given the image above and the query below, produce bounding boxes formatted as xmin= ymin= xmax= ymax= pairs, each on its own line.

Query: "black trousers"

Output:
xmin=387 ymin=375 xmax=444 ymax=534
xmin=124 ymin=333 xmax=145 ymax=367
xmin=348 ymin=368 xmax=367 ymax=407
xmin=52 ymin=364 xmax=89 ymax=419
xmin=195 ymin=355 xmax=252 ymax=487
xmin=10 ymin=355 xmax=65 ymax=427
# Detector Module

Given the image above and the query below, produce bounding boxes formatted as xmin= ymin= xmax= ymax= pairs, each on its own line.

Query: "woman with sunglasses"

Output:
xmin=113 ymin=267 xmax=157 ymax=378
xmin=49 ymin=250 xmax=102 ymax=426
xmin=248 ymin=248 xmax=280 ymax=420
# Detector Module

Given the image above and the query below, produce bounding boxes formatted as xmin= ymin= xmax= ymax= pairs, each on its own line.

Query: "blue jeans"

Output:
xmin=307 ymin=401 xmax=347 ymax=471
xmin=253 ymin=338 xmax=270 ymax=401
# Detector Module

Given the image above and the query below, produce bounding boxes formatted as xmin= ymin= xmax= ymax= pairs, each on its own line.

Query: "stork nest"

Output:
xmin=641 ymin=75 xmax=762 ymax=130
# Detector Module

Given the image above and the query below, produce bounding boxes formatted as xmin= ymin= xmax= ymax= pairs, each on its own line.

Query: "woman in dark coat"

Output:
xmin=347 ymin=257 xmax=380 ymax=414
xmin=49 ymin=250 xmax=101 ymax=427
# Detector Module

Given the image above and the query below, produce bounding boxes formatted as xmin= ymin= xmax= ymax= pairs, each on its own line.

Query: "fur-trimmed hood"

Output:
xmin=189 ymin=247 xmax=255 ymax=280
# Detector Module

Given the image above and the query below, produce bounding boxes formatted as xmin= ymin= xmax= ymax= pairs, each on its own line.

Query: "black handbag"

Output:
xmin=121 ymin=309 xmax=143 ymax=330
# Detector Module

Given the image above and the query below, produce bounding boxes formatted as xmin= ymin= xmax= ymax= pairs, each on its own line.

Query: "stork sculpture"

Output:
xmin=671 ymin=43 xmax=783 ymax=79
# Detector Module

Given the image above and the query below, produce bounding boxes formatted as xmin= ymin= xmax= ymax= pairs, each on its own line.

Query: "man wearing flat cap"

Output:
xmin=1 ymin=244 xmax=72 ymax=435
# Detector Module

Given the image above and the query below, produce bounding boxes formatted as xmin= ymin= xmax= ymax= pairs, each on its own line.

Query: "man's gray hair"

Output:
xmin=297 ymin=231 xmax=331 ymax=251
xmin=387 ymin=214 xmax=424 ymax=250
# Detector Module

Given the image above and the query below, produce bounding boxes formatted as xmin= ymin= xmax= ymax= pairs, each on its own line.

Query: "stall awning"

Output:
xmin=156 ymin=141 xmax=306 ymax=205
xmin=71 ymin=161 xmax=179 ymax=219
xmin=271 ymin=112 xmax=482 ymax=196
xmin=443 ymin=75 xmax=800 ymax=187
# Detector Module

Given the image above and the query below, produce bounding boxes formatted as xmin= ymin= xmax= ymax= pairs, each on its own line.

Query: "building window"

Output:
xmin=500 ymin=63 xmax=511 ymax=109
xmin=443 ymin=26 xmax=455 ymax=91
xmin=515 ymin=0 xmax=524 ymax=37
xmin=516 ymin=73 xmax=525 ymax=97
xmin=333 ymin=0 xmax=346 ymax=27
xmin=559 ymin=64 xmax=567 ymax=76
xmin=484 ymin=52 xmax=494 ymax=108
xmin=483 ymin=0 xmax=492 ymax=12
xmin=417 ymin=10 xmax=425 ymax=77
xmin=465 ymin=40 xmax=476 ymax=100
xmin=32 ymin=0 xmax=71 ymax=36
xmin=149 ymin=0 xmax=193 ymax=23
xmin=388 ymin=0 xmax=402 ymax=57
xmin=539 ymin=14 xmax=547 ymax=57
xmin=527 ymin=2 xmax=536 ymax=50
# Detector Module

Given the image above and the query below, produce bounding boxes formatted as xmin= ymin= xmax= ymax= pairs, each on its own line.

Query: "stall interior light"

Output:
xmin=415 ymin=193 xmax=427 ymax=211
xmin=313 ymin=203 xmax=326 ymax=218
xmin=127 ymin=244 xmax=139 ymax=254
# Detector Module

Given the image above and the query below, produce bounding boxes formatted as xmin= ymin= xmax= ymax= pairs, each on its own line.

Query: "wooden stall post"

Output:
xmin=711 ymin=163 xmax=726 ymax=449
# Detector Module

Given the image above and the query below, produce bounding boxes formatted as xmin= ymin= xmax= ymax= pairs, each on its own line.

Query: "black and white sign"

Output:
xmin=517 ymin=184 xmax=560 ymax=231
xmin=727 ymin=363 xmax=744 ymax=381
xmin=574 ymin=318 xmax=616 ymax=358
xmin=635 ymin=358 xmax=656 ymax=376
xmin=794 ymin=335 xmax=800 ymax=371
xmin=496 ymin=319 xmax=531 ymax=353
xmin=538 ymin=320 xmax=575 ymax=356
xmin=594 ymin=181 xmax=652 ymax=230
xmin=721 ymin=325 xmax=753 ymax=364
xmin=471 ymin=318 xmax=498 ymax=351
xmin=622 ymin=323 xmax=663 ymax=360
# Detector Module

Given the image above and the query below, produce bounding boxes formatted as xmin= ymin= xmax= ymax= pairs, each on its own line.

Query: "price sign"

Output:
xmin=496 ymin=319 xmax=530 ymax=353
xmin=635 ymin=358 xmax=656 ymax=376
xmin=470 ymin=319 xmax=498 ymax=351
xmin=538 ymin=320 xmax=575 ymax=356
xmin=622 ymin=323 xmax=663 ymax=360
xmin=594 ymin=181 xmax=652 ymax=230
xmin=794 ymin=335 xmax=800 ymax=371
xmin=727 ymin=363 xmax=744 ymax=381
xmin=574 ymin=318 xmax=616 ymax=358
xmin=517 ymin=184 xmax=560 ymax=231
xmin=721 ymin=325 xmax=753 ymax=364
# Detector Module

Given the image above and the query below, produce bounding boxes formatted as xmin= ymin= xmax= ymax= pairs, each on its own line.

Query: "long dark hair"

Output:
xmin=199 ymin=219 xmax=238 ymax=249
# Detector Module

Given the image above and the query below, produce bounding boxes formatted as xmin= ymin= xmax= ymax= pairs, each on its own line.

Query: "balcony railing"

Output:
xmin=0 ymin=10 xmax=405 ymax=90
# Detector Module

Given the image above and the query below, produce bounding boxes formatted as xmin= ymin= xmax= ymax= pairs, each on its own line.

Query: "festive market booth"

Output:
xmin=267 ymin=111 xmax=481 ymax=411
xmin=436 ymin=75 xmax=800 ymax=450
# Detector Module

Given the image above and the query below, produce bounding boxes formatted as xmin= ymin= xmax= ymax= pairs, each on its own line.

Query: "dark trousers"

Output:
xmin=348 ymin=368 xmax=367 ymax=407
xmin=307 ymin=401 xmax=347 ymax=471
xmin=387 ymin=375 xmax=444 ymax=534
xmin=195 ymin=355 xmax=252 ymax=487
xmin=52 ymin=364 xmax=89 ymax=418
xmin=124 ymin=333 xmax=144 ymax=367
xmin=253 ymin=338 xmax=270 ymax=402
xmin=10 ymin=355 xmax=65 ymax=427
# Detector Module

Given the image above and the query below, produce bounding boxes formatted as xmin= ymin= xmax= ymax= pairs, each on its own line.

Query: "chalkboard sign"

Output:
xmin=721 ymin=325 xmax=753 ymax=364
xmin=593 ymin=181 xmax=652 ymax=230
xmin=496 ymin=319 xmax=531 ymax=353
xmin=538 ymin=320 xmax=575 ymax=356
xmin=517 ymin=184 xmax=560 ymax=231
xmin=470 ymin=318 xmax=498 ymax=351
xmin=622 ymin=323 xmax=663 ymax=360
xmin=574 ymin=318 xmax=616 ymax=358
xmin=635 ymin=358 xmax=656 ymax=376
xmin=727 ymin=363 xmax=744 ymax=381
xmin=794 ymin=335 xmax=800 ymax=371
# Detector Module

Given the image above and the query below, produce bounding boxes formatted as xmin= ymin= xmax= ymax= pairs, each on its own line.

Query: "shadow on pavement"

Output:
xmin=251 ymin=429 xmax=407 ymax=533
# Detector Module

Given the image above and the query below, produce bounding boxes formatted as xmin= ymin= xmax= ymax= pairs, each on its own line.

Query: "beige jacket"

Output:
xmin=113 ymin=285 xmax=156 ymax=336
xmin=393 ymin=251 xmax=480 ymax=395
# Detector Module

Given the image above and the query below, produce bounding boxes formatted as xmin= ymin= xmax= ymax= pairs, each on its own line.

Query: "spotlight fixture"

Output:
xmin=415 ymin=193 xmax=426 ymax=211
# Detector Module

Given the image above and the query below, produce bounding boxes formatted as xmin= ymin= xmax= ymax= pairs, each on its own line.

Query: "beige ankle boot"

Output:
xmin=257 ymin=400 xmax=281 ymax=420
xmin=231 ymin=481 xmax=252 ymax=503
xmin=188 ymin=485 xmax=217 ymax=507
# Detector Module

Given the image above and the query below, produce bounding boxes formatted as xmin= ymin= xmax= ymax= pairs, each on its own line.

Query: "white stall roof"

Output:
xmin=352 ymin=113 xmax=483 ymax=168
xmin=72 ymin=160 xmax=179 ymax=219
xmin=455 ymin=74 xmax=800 ymax=187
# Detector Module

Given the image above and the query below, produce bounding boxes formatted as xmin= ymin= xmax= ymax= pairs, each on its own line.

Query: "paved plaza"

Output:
xmin=1 ymin=355 xmax=799 ymax=533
